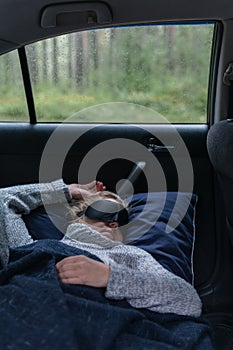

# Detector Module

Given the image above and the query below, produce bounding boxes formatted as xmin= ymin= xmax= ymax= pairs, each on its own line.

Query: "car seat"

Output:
xmin=207 ymin=119 xmax=233 ymax=244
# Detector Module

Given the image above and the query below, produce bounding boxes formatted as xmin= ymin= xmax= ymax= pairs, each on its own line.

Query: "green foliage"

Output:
xmin=0 ymin=24 xmax=214 ymax=123
xmin=0 ymin=87 xmax=28 ymax=121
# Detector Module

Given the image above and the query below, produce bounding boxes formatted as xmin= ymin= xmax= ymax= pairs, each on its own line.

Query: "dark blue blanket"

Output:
xmin=0 ymin=240 xmax=214 ymax=350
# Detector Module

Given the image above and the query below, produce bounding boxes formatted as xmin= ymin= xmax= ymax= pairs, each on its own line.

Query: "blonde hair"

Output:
xmin=69 ymin=191 xmax=128 ymax=223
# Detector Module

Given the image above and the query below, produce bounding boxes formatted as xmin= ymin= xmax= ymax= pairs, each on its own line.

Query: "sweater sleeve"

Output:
xmin=105 ymin=253 xmax=202 ymax=317
xmin=0 ymin=179 xmax=71 ymax=267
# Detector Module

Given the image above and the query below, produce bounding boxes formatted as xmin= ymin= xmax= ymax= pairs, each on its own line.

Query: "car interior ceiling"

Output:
xmin=1 ymin=0 xmax=233 ymax=349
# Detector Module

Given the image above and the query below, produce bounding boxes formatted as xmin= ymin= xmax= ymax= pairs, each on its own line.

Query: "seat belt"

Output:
xmin=223 ymin=62 xmax=233 ymax=118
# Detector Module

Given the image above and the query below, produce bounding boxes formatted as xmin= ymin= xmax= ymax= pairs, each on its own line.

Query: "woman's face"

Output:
xmin=83 ymin=198 xmax=124 ymax=242
xmin=83 ymin=216 xmax=123 ymax=241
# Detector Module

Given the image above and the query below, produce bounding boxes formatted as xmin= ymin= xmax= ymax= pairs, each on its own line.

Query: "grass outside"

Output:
xmin=0 ymin=79 xmax=208 ymax=124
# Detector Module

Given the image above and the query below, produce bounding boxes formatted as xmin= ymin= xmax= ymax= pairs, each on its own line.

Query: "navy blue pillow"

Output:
xmin=23 ymin=204 xmax=68 ymax=240
xmin=23 ymin=192 xmax=197 ymax=284
xmin=126 ymin=192 xmax=197 ymax=284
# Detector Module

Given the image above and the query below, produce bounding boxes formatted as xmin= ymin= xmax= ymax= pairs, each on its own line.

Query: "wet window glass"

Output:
xmin=0 ymin=51 xmax=28 ymax=122
xmin=26 ymin=24 xmax=214 ymax=123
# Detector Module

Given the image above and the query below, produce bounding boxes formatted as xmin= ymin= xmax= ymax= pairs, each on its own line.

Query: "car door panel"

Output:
xmin=0 ymin=122 xmax=218 ymax=298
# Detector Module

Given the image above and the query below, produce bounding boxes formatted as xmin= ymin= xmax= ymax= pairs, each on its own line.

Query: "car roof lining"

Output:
xmin=0 ymin=0 xmax=231 ymax=54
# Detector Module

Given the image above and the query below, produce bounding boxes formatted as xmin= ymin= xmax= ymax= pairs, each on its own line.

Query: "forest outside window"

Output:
xmin=0 ymin=50 xmax=28 ymax=122
xmin=0 ymin=23 xmax=214 ymax=123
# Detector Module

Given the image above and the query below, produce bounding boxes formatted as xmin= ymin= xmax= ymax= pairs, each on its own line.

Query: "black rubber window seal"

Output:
xmin=18 ymin=47 xmax=37 ymax=124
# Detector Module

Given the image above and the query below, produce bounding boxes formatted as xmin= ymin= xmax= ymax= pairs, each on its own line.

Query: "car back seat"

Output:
xmin=207 ymin=119 xmax=233 ymax=244
xmin=207 ymin=119 xmax=233 ymax=349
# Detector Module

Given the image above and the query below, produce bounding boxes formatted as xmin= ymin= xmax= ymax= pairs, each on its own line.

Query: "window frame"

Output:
xmin=12 ymin=21 xmax=219 ymax=124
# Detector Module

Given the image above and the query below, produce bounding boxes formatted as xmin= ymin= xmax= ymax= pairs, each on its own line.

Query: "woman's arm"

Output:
xmin=0 ymin=179 xmax=71 ymax=267
xmin=105 ymin=258 xmax=202 ymax=317
xmin=0 ymin=179 xmax=105 ymax=267
xmin=56 ymin=246 xmax=202 ymax=317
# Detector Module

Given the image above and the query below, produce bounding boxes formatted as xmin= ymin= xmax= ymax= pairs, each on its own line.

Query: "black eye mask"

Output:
xmin=78 ymin=199 xmax=129 ymax=227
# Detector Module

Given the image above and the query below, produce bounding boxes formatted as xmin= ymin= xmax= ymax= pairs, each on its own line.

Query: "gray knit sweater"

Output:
xmin=0 ymin=179 xmax=202 ymax=317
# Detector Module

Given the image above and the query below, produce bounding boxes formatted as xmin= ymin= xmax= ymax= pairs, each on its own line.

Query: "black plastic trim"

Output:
xmin=18 ymin=47 xmax=37 ymax=124
xmin=208 ymin=22 xmax=223 ymax=126
xmin=41 ymin=2 xmax=112 ymax=28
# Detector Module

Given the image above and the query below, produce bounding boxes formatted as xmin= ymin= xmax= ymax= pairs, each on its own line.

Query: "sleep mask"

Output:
xmin=79 ymin=199 xmax=129 ymax=226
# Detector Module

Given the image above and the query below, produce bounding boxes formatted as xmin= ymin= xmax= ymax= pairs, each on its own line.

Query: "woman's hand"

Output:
xmin=68 ymin=180 xmax=106 ymax=200
xmin=56 ymin=255 xmax=110 ymax=287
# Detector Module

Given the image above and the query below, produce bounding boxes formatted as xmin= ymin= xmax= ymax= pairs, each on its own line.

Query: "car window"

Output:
xmin=1 ymin=23 xmax=215 ymax=124
xmin=0 ymin=50 xmax=28 ymax=122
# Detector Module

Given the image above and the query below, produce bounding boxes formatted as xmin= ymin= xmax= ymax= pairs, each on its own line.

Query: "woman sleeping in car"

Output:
xmin=0 ymin=179 xmax=202 ymax=317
